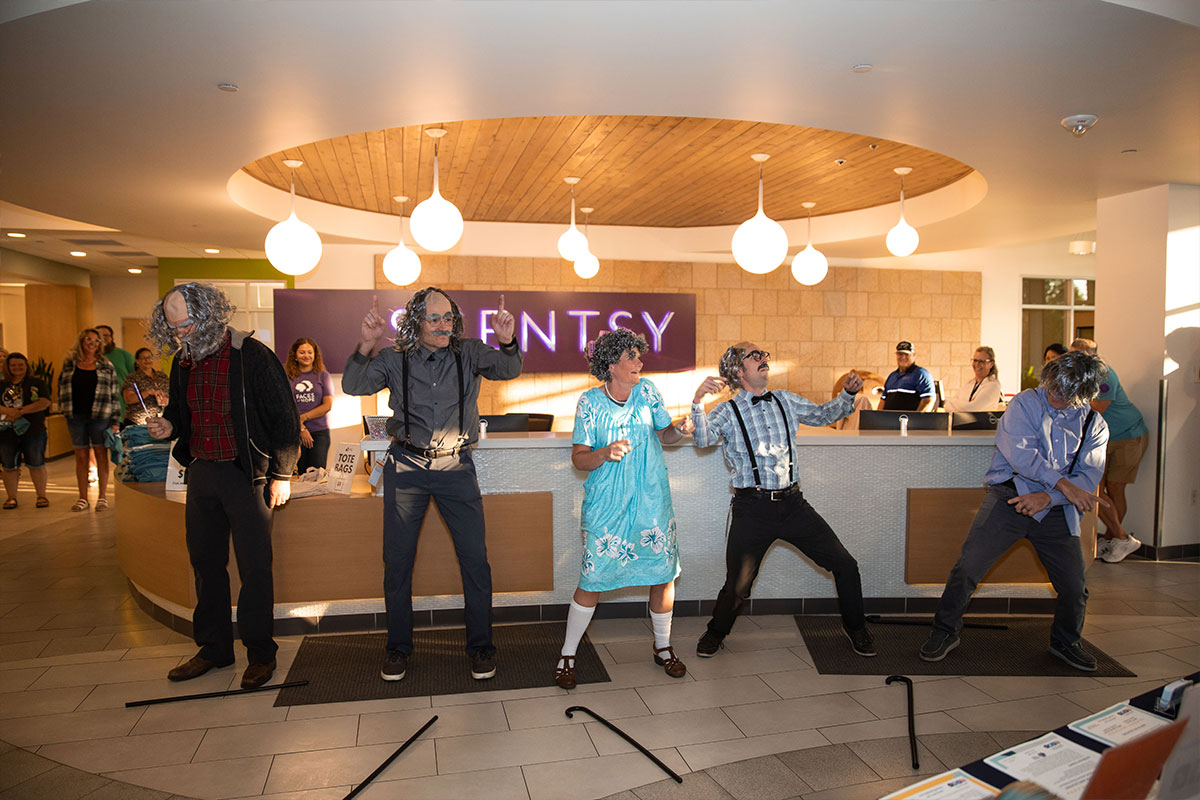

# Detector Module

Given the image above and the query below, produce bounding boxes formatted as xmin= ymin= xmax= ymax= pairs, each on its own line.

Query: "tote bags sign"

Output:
xmin=275 ymin=290 xmax=696 ymax=373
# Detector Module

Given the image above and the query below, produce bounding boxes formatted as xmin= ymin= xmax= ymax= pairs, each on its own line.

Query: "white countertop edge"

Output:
xmin=359 ymin=431 xmax=998 ymax=450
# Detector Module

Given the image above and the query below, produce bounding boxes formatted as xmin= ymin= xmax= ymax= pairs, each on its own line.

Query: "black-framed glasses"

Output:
xmin=744 ymin=350 xmax=770 ymax=363
xmin=424 ymin=312 xmax=458 ymax=325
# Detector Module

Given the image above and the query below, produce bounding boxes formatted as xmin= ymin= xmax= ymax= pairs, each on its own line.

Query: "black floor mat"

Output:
xmin=795 ymin=615 xmax=1136 ymax=677
xmin=276 ymin=622 xmax=610 ymax=706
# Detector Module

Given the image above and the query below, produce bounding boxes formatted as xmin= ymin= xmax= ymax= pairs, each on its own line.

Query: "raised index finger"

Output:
xmin=497 ymin=294 xmax=506 ymax=314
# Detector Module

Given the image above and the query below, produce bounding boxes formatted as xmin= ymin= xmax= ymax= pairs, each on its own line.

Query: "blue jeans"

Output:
xmin=932 ymin=482 xmax=1088 ymax=648
xmin=67 ymin=417 xmax=109 ymax=448
xmin=0 ymin=428 xmax=47 ymax=469
xmin=382 ymin=446 xmax=493 ymax=656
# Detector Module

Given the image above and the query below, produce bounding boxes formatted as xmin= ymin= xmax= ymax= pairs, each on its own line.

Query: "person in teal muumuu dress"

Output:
xmin=554 ymin=329 xmax=694 ymax=689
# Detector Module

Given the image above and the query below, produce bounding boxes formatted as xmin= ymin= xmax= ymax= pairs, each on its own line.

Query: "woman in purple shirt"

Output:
xmin=285 ymin=338 xmax=334 ymax=474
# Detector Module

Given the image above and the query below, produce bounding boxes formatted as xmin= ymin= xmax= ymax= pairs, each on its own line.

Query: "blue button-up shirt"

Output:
xmin=984 ymin=387 xmax=1109 ymax=536
xmin=692 ymin=389 xmax=855 ymax=490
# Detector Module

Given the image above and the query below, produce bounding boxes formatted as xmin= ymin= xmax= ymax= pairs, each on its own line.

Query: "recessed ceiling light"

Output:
xmin=217 ymin=83 xmax=238 ymax=93
xmin=128 ymin=268 xmax=143 ymax=274
xmin=852 ymin=64 xmax=873 ymax=73
xmin=204 ymin=248 xmax=220 ymax=254
xmin=69 ymin=251 xmax=86 ymax=257
xmin=6 ymin=232 xmax=26 ymax=238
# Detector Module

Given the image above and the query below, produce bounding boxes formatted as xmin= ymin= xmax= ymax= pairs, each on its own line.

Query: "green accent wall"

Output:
xmin=156 ymin=258 xmax=293 ymax=295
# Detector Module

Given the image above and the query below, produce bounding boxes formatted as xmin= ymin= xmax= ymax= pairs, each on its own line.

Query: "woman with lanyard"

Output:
xmin=944 ymin=346 xmax=1005 ymax=412
xmin=1 ymin=352 xmax=52 ymax=509
xmin=59 ymin=328 xmax=122 ymax=511
xmin=554 ymin=328 xmax=694 ymax=689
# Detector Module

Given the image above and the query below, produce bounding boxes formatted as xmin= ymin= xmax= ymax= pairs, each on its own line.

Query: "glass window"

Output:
xmin=1020 ymin=277 xmax=1096 ymax=391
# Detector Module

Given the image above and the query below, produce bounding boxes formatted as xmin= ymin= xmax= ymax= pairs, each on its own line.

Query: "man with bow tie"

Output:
xmin=690 ymin=342 xmax=874 ymax=658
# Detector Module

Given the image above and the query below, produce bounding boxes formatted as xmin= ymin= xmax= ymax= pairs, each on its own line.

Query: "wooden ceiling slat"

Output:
xmin=242 ymin=115 xmax=973 ymax=227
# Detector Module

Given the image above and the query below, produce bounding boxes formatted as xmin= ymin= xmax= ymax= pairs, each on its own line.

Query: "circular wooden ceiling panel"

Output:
xmin=243 ymin=116 xmax=973 ymax=228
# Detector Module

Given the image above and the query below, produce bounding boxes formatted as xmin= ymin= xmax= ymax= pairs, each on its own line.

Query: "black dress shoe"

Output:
xmin=167 ymin=654 xmax=234 ymax=682
xmin=241 ymin=660 xmax=277 ymax=689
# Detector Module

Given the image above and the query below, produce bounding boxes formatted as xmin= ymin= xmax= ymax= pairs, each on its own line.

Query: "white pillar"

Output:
xmin=1095 ymin=184 xmax=1199 ymax=551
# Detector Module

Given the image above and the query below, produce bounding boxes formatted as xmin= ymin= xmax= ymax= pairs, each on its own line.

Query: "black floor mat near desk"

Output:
xmin=795 ymin=615 xmax=1136 ymax=677
xmin=275 ymin=622 xmax=610 ymax=706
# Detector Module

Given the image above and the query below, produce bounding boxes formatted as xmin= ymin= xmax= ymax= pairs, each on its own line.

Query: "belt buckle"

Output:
xmin=768 ymin=488 xmax=783 ymax=501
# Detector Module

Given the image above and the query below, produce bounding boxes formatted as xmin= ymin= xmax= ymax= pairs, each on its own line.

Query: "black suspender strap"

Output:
xmin=1068 ymin=409 xmax=1095 ymax=475
xmin=773 ymin=397 xmax=795 ymax=485
xmin=401 ymin=350 xmax=410 ymax=444
xmin=728 ymin=398 xmax=762 ymax=489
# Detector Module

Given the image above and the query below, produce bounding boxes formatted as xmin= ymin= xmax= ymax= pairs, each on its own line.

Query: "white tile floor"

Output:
xmin=1 ymin=460 xmax=1197 ymax=800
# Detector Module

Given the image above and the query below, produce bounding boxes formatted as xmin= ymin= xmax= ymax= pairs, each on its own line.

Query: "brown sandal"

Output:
xmin=653 ymin=645 xmax=687 ymax=678
xmin=554 ymin=655 xmax=577 ymax=689
xmin=2 ymin=498 xmax=15 ymax=510
xmin=35 ymin=497 xmax=49 ymax=508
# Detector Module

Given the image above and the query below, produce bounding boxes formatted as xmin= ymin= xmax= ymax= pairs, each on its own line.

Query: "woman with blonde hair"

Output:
xmin=944 ymin=346 xmax=1005 ymax=412
xmin=285 ymin=337 xmax=334 ymax=474
xmin=58 ymin=328 xmax=121 ymax=511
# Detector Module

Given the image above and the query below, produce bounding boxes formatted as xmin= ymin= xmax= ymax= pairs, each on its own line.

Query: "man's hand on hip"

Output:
xmin=267 ymin=479 xmax=291 ymax=508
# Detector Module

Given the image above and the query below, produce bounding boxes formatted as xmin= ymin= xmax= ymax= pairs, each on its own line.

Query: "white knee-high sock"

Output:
xmin=560 ymin=600 xmax=596 ymax=657
xmin=650 ymin=609 xmax=673 ymax=650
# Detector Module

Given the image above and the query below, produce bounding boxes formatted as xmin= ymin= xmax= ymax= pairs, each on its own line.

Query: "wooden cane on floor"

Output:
xmin=885 ymin=675 xmax=919 ymax=769
xmin=565 ymin=706 xmax=682 ymax=783
xmin=343 ymin=715 xmax=438 ymax=800
xmin=125 ymin=680 xmax=309 ymax=707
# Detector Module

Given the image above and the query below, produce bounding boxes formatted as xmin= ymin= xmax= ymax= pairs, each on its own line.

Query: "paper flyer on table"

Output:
xmin=1068 ymin=702 xmax=1172 ymax=747
xmin=983 ymin=733 xmax=1100 ymax=800
xmin=879 ymin=769 xmax=998 ymax=800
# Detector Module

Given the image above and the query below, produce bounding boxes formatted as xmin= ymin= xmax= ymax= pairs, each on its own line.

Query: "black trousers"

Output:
xmin=296 ymin=429 xmax=330 ymax=475
xmin=382 ymin=447 xmax=493 ymax=656
xmin=706 ymin=490 xmax=866 ymax=637
xmin=184 ymin=459 xmax=277 ymax=664
xmin=933 ymin=482 xmax=1088 ymax=648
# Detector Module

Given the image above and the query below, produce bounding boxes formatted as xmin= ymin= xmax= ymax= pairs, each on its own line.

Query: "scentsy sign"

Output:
xmin=274 ymin=290 xmax=696 ymax=373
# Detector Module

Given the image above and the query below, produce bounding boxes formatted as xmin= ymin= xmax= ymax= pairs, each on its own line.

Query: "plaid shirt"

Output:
xmin=187 ymin=332 xmax=238 ymax=461
xmin=692 ymin=389 xmax=854 ymax=490
xmin=57 ymin=358 xmax=122 ymax=425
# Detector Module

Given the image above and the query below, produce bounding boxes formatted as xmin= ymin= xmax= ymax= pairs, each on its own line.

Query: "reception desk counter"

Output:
xmin=116 ymin=429 xmax=1093 ymax=631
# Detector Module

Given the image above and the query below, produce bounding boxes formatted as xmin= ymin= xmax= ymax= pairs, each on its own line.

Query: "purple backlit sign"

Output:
xmin=274 ymin=290 xmax=696 ymax=373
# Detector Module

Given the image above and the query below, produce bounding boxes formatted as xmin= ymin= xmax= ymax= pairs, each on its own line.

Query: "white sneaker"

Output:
xmin=1095 ymin=537 xmax=1113 ymax=558
xmin=1101 ymin=535 xmax=1142 ymax=563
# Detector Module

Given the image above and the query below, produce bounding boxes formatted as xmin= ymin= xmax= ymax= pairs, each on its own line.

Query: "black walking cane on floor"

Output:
xmin=885 ymin=675 xmax=919 ymax=770
xmin=565 ymin=706 xmax=682 ymax=783
xmin=343 ymin=715 xmax=438 ymax=800
xmin=125 ymin=680 xmax=309 ymax=707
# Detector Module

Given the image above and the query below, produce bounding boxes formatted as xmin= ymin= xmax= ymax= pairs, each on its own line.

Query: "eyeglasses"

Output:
xmin=83 ymin=337 xmax=101 ymax=344
xmin=971 ymin=359 xmax=993 ymax=365
xmin=423 ymin=313 xmax=458 ymax=325
xmin=743 ymin=350 xmax=771 ymax=363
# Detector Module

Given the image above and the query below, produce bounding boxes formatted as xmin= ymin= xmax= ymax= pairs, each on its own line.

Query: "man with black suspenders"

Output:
xmin=343 ymin=288 xmax=521 ymax=682
xmin=919 ymin=350 xmax=1110 ymax=671
xmin=690 ymin=342 xmax=875 ymax=658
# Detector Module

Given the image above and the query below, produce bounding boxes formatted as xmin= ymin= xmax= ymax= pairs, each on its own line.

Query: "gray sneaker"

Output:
xmin=1101 ymin=534 xmax=1141 ymax=563
xmin=919 ymin=631 xmax=960 ymax=662
xmin=381 ymin=650 xmax=407 ymax=681
xmin=1049 ymin=641 xmax=1097 ymax=672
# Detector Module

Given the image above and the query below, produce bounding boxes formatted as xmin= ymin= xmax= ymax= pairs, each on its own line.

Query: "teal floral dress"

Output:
xmin=572 ymin=379 xmax=680 ymax=591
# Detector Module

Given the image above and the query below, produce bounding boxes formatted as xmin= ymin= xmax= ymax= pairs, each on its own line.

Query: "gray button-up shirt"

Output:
xmin=342 ymin=338 xmax=522 ymax=450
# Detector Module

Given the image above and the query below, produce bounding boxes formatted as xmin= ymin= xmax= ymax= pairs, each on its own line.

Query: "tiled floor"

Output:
xmin=1 ymin=459 xmax=1197 ymax=800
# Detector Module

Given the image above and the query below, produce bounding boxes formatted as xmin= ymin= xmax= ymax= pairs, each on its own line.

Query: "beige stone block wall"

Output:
xmin=375 ymin=256 xmax=984 ymax=429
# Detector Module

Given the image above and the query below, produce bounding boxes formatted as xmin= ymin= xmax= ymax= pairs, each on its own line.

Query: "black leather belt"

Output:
xmin=399 ymin=441 xmax=463 ymax=459
xmin=734 ymin=484 xmax=800 ymax=502
xmin=994 ymin=478 xmax=1017 ymax=491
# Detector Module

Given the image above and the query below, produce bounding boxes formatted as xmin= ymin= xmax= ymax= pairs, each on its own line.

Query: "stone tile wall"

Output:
xmin=375 ymin=256 xmax=982 ymax=427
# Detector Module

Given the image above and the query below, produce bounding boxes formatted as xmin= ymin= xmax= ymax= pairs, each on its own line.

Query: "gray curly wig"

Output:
xmin=147 ymin=283 xmax=235 ymax=362
xmin=586 ymin=328 xmax=648 ymax=382
xmin=392 ymin=287 xmax=464 ymax=353
xmin=718 ymin=345 xmax=748 ymax=392
xmin=1040 ymin=350 xmax=1107 ymax=407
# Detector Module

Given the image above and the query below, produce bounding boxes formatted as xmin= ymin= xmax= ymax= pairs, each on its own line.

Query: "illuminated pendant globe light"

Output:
xmin=573 ymin=206 xmax=599 ymax=279
xmin=382 ymin=195 xmax=422 ymax=286
xmin=265 ymin=158 xmax=323 ymax=276
xmin=791 ymin=201 xmax=829 ymax=286
xmin=731 ymin=153 xmax=788 ymax=274
xmin=409 ymin=128 xmax=464 ymax=252
xmin=557 ymin=176 xmax=589 ymax=262
xmin=885 ymin=166 xmax=919 ymax=257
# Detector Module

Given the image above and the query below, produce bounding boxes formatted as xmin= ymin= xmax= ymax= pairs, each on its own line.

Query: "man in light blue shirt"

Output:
xmin=920 ymin=351 xmax=1110 ymax=671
